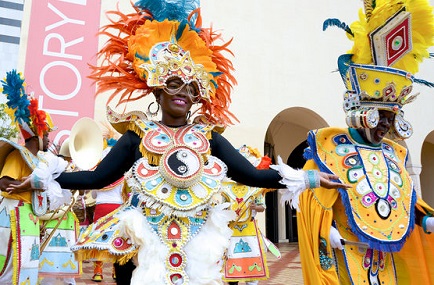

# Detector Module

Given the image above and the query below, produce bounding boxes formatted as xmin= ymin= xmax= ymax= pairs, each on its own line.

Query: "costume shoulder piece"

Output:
xmin=0 ymin=138 xmax=39 ymax=171
xmin=106 ymin=106 xmax=149 ymax=137
xmin=305 ymin=127 xmax=415 ymax=252
xmin=0 ymin=138 xmax=51 ymax=216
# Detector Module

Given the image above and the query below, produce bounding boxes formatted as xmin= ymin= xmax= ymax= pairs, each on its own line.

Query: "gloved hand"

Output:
xmin=424 ymin=217 xmax=434 ymax=233
xmin=329 ymin=226 xmax=344 ymax=250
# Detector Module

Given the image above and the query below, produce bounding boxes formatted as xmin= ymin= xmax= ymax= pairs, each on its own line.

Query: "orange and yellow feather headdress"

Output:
xmin=90 ymin=0 xmax=237 ymax=126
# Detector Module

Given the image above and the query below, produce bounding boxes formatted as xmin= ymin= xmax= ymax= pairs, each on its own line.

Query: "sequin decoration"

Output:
xmin=319 ymin=237 xmax=334 ymax=270
xmin=370 ymin=9 xmax=412 ymax=66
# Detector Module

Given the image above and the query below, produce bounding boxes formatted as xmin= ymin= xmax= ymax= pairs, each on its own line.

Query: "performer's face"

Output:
xmin=42 ymin=133 xmax=50 ymax=152
xmin=156 ymin=78 xmax=196 ymax=125
xmin=366 ymin=110 xmax=395 ymax=144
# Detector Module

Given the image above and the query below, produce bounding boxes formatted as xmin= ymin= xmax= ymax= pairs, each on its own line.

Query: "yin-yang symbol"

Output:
xmin=160 ymin=145 xmax=203 ymax=188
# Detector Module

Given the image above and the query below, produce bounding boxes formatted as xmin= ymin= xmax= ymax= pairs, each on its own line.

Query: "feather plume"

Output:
xmin=270 ymin=156 xmax=307 ymax=210
xmin=2 ymin=70 xmax=53 ymax=139
xmin=1 ymin=70 xmax=30 ymax=124
xmin=28 ymin=96 xmax=48 ymax=137
xmin=363 ymin=0 xmax=376 ymax=20
xmin=337 ymin=54 xmax=353 ymax=86
xmin=135 ymin=0 xmax=199 ymax=23
xmin=414 ymin=78 xmax=434 ymax=88
xmin=350 ymin=0 xmax=434 ymax=73
xmin=90 ymin=2 xmax=238 ymax=126
xmin=185 ymin=203 xmax=235 ymax=284
xmin=323 ymin=18 xmax=354 ymax=37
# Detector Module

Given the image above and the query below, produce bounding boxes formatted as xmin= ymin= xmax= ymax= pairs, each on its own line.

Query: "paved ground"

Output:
xmin=73 ymin=242 xmax=303 ymax=285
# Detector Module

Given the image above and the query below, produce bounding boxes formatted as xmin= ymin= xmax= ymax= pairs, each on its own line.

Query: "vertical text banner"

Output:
xmin=24 ymin=0 xmax=102 ymax=146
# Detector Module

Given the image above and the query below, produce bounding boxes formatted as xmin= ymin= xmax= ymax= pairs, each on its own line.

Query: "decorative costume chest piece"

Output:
xmin=307 ymin=128 xmax=415 ymax=251
xmin=126 ymin=120 xmax=226 ymax=215
xmin=128 ymin=120 xmax=227 ymax=284
xmin=72 ymin=112 xmax=231 ymax=285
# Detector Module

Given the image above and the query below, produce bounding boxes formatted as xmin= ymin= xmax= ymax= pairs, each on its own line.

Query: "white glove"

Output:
xmin=425 ymin=217 xmax=434 ymax=233
xmin=32 ymin=152 xmax=71 ymax=210
xmin=329 ymin=226 xmax=344 ymax=250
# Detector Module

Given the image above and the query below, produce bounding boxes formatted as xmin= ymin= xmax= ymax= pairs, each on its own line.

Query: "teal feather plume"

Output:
xmin=1 ymin=70 xmax=30 ymax=123
xmin=323 ymin=18 xmax=354 ymax=37
xmin=414 ymin=78 xmax=434 ymax=88
xmin=135 ymin=0 xmax=199 ymax=22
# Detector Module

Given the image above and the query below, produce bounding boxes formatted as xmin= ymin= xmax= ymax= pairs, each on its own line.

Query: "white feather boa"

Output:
xmin=270 ymin=156 xmax=308 ymax=211
xmin=119 ymin=203 xmax=236 ymax=285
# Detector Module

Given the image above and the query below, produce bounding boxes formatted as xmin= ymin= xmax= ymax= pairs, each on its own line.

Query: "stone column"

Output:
xmin=406 ymin=163 xmax=422 ymax=197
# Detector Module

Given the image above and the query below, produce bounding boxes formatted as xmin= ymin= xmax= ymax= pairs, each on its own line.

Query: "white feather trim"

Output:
xmin=270 ymin=156 xmax=307 ymax=211
xmin=32 ymin=152 xmax=71 ymax=210
xmin=119 ymin=208 xmax=167 ymax=285
xmin=184 ymin=203 xmax=235 ymax=285
xmin=118 ymin=203 xmax=235 ymax=285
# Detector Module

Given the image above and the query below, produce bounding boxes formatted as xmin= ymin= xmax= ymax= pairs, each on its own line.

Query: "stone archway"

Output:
xmin=421 ymin=131 xmax=434 ymax=205
xmin=264 ymin=107 xmax=329 ymax=243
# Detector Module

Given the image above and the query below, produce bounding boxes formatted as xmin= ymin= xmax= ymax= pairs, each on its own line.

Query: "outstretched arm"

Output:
xmin=55 ymin=130 xmax=141 ymax=189
xmin=8 ymin=130 xmax=141 ymax=192
xmin=210 ymin=131 xmax=283 ymax=188
xmin=210 ymin=131 xmax=348 ymax=190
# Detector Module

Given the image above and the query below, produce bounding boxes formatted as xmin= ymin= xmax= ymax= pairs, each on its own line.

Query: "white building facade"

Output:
xmin=10 ymin=0 xmax=434 ymax=242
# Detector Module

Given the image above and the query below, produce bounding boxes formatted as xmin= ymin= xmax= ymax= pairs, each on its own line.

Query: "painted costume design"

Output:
xmin=222 ymin=184 xmax=268 ymax=282
xmin=298 ymin=128 xmax=434 ymax=284
xmin=72 ymin=114 xmax=234 ymax=285
xmin=311 ymin=128 xmax=415 ymax=250
xmin=39 ymin=211 xmax=82 ymax=279
xmin=0 ymin=139 xmax=79 ymax=285
xmin=0 ymin=139 xmax=41 ymax=285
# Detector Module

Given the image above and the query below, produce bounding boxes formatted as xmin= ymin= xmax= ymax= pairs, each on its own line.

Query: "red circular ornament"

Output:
xmin=169 ymin=253 xmax=183 ymax=267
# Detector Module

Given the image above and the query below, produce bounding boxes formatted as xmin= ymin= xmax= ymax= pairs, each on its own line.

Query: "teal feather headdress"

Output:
xmin=1 ymin=70 xmax=55 ymax=140
xmin=1 ymin=70 xmax=31 ymax=125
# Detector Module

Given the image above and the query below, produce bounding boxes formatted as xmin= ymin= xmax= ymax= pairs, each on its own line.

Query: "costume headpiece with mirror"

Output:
xmin=324 ymin=0 xmax=434 ymax=139
xmin=91 ymin=0 xmax=237 ymax=126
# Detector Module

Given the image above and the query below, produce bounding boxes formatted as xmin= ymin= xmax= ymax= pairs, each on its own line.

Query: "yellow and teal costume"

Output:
xmin=298 ymin=128 xmax=434 ymax=284
xmin=222 ymin=145 xmax=278 ymax=284
xmin=0 ymin=140 xmax=40 ymax=285
xmin=297 ymin=0 xmax=434 ymax=283
xmin=0 ymin=139 xmax=80 ymax=285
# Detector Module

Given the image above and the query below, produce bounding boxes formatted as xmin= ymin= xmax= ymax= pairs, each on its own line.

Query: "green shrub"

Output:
xmin=0 ymin=103 xmax=19 ymax=140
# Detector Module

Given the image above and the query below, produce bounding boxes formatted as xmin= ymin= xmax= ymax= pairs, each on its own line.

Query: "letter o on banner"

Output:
xmin=40 ymin=61 xmax=82 ymax=100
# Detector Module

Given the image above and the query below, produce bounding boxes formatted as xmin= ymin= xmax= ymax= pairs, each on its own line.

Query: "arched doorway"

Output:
xmin=264 ymin=107 xmax=328 ymax=243
xmin=421 ymin=131 xmax=434 ymax=205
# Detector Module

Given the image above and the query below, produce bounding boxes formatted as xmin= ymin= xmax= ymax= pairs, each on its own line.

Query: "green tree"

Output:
xmin=0 ymin=103 xmax=19 ymax=140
